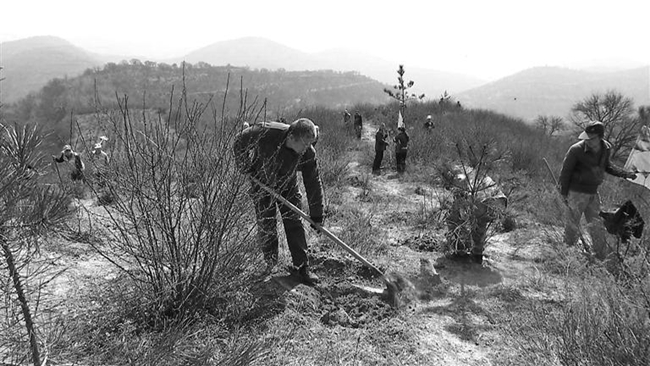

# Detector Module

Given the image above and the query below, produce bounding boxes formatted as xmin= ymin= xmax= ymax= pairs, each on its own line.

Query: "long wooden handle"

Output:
xmin=542 ymin=158 xmax=559 ymax=186
xmin=250 ymin=177 xmax=385 ymax=276
xmin=542 ymin=158 xmax=591 ymax=253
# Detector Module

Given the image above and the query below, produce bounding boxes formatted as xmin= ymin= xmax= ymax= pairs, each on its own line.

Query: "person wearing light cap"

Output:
xmin=233 ymin=118 xmax=324 ymax=285
xmin=92 ymin=143 xmax=109 ymax=165
xmin=424 ymin=115 xmax=433 ymax=129
xmin=53 ymin=144 xmax=85 ymax=181
xmin=558 ymin=121 xmax=636 ymax=259
xmin=91 ymin=142 xmax=110 ymax=187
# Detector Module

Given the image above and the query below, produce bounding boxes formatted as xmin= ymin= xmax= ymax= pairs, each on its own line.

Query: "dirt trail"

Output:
xmin=334 ymin=119 xmax=555 ymax=364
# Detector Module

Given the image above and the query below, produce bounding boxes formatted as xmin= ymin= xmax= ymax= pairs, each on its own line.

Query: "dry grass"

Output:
xmin=5 ymin=93 xmax=650 ymax=365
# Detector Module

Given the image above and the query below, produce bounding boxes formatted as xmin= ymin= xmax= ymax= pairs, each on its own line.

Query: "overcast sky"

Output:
xmin=1 ymin=0 xmax=648 ymax=80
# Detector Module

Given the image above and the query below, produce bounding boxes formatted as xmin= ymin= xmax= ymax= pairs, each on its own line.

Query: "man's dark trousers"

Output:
xmin=252 ymin=181 xmax=308 ymax=267
xmin=372 ymin=150 xmax=384 ymax=173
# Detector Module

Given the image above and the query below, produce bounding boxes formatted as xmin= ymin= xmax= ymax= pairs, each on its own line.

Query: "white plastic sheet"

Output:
xmin=624 ymin=125 xmax=650 ymax=188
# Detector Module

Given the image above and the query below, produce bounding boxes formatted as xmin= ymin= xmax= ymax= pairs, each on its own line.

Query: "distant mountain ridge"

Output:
xmin=2 ymin=36 xmax=649 ymax=124
xmin=0 ymin=36 xmax=103 ymax=103
xmin=2 ymin=36 xmax=483 ymax=105
xmin=457 ymin=66 xmax=650 ymax=122
xmin=182 ymin=37 xmax=316 ymax=71
xmin=180 ymin=37 xmax=486 ymax=99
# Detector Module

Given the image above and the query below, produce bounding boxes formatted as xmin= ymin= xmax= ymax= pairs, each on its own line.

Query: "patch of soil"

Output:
xmin=355 ymin=264 xmax=386 ymax=280
xmin=434 ymin=256 xmax=504 ymax=288
xmin=270 ymin=248 xmax=402 ymax=328
xmin=319 ymin=282 xmax=397 ymax=328
xmin=400 ymin=232 xmax=446 ymax=252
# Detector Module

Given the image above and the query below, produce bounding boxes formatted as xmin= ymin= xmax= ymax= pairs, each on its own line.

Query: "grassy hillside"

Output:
xmin=2 ymin=78 xmax=649 ymax=365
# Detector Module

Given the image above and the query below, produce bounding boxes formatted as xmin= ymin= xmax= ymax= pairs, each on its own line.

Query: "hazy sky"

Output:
xmin=2 ymin=0 xmax=648 ymax=80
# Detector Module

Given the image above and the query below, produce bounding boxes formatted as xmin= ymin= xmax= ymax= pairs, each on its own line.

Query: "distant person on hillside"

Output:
xmin=92 ymin=142 xmax=109 ymax=164
xmin=53 ymin=144 xmax=85 ymax=182
xmin=343 ymin=109 xmax=351 ymax=125
xmin=233 ymin=118 xmax=324 ymax=286
xmin=90 ymin=142 xmax=110 ymax=188
xmin=373 ymin=124 xmax=389 ymax=175
xmin=559 ymin=121 xmax=636 ymax=260
xmin=424 ymin=115 xmax=434 ymax=129
xmin=394 ymin=127 xmax=409 ymax=174
xmin=456 ymin=101 xmax=462 ymax=109
xmin=353 ymin=112 xmax=363 ymax=139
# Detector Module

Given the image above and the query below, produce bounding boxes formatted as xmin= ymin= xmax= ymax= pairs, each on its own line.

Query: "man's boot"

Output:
xmin=298 ymin=264 xmax=320 ymax=286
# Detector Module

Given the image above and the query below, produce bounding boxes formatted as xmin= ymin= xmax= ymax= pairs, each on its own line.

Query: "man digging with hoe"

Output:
xmin=234 ymin=118 xmax=323 ymax=286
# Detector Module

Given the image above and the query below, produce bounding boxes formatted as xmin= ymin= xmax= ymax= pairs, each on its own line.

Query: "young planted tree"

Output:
xmin=570 ymin=90 xmax=639 ymax=160
xmin=440 ymin=142 xmax=508 ymax=261
xmin=383 ymin=65 xmax=425 ymax=117
xmin=0 ymin=123 xmax=73 ymax=365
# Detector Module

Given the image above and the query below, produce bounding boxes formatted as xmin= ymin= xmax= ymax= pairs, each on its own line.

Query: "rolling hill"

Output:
xmin=1 ymin=61 xmax=391 ymax=129
xmin=456 ymin=66 xmax=650 ymax=122
xmin=180 ymin=37 xmax=486 ymax=98
xmin=182 ymin=37 xmax=317 ymax=71
xmin=2 ymin=36 xmax=483 ymax=108
xmin=3 ymin=36 xmax=649 ymax=126
xmin=0 ymin=36 xmax=104 ymax=103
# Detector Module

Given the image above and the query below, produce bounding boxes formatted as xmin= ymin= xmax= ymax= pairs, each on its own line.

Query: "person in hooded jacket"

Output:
xmin=372 ymin=124 xmax=389 ymax=175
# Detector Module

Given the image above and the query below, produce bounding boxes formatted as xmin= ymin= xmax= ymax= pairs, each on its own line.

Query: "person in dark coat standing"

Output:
xmin=372 ymin=124 xmax=389 ymax=175
xmin=394 ymin=127 xmax=409 ymax=174
xmin=353 ymin=112 xmax=363 ymax=139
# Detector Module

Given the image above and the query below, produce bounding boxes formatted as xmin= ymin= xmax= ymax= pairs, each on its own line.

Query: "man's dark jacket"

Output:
xmin=394 ymin=131 xmax=409 ymax=153
xmin=559 ymin=139 xmax=629 ymax=196
xmin=233 ymin=122 xmax=323 ymax=218
xmin=375 ymin=130 xmax=388 ymax=152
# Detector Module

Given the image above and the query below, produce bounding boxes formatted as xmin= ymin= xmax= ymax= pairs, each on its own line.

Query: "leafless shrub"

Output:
xmin=84 ymin=83 xmax=261 ymax=321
